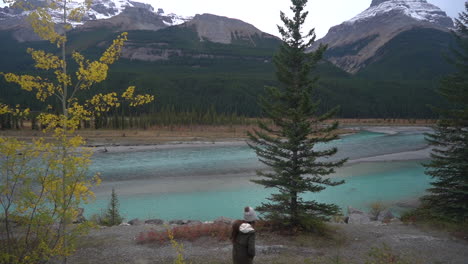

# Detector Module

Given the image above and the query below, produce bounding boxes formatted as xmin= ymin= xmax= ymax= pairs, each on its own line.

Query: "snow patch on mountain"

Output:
xmin=167 ymin=13 xmax=191 ymax=25
xmin=347 ymin=0 xmax=451 ymax=25
xmin=0 ymin=0 xmax=190 ymax=27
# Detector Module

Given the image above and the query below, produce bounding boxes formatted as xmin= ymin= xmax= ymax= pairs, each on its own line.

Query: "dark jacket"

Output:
xmin=233 ymin=223 xmax=256 ymax=264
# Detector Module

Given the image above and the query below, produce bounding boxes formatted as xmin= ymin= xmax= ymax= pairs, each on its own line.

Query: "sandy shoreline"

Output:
xmin=348 ymin=146 xmax=432 ymax=163
xmin=88 ymin=126 xmax=433 ymax=161
xmin=0 ymin=124 xmax=433 ymax=148
xmin=90 ymin=140 xmax=248 ymax=153
xmin=91 ymin=142 xmax=432 ymax=163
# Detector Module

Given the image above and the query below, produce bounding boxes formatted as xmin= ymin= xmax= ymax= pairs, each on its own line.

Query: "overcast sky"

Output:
xmin=148 ymin=0 xmax=466 ymax=38
xmin=1 ymin=0 xmax=465 ymax=38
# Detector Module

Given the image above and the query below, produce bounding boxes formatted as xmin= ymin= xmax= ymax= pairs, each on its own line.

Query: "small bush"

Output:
xmin=303 ymin=245 xmax=421 ymax=264
xmin=331 ymin=213 xmax=345 ymax=223
xmin=254 ymin=217 xmax=332 ymax=236
xmin=369 ymin=201 xmax=387 ymax=220
xmin=365 ymin=244 xmax=419 ymax=264
xmin=136 ymin=222 xmax=231 ymax=244
xmin=401 ymin=208 xmax=468 ymax=240
xmin=88 ymin=213 xmax=104 ymax=225
xmin=168 ymin=229 xmax=189 ymax=264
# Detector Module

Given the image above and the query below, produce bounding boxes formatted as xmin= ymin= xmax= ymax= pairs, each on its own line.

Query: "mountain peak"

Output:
xmin=314 ymin=0 xmax=454 ymax=73
xmin=370 ymin=0 xmax=395 ymax=7
xmin=351 ymin=0 xmax=453 ymax=28
xmin=371 ymin=0 xmax=429 ymax=7
xmin=371 ymin=0 xmax=389 ymax=7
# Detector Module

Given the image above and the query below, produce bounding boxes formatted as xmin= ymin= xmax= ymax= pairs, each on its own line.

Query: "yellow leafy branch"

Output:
xmin=27 ymin=48 xmax=63 ymax=70
xmin=27 ymin=8 xmax=65 ymax=46
xmin=75 ymin=60 xmax=109 ymax=86
xmin=0 ymin=103 xmax=11 ymax=115
xmin=55 ymin=70 xmax=72 ymax=87
xmin=35 ymin=87 xmax=154 ymax=133
xmin=68 ymin=6 xmax=86 ymax=22
xmin=100 ymin=32 xmax=128 ymax=65
xmin=122 ymin=86 xmax=155 ymax=107
xmin=0 ymin=103 xmax=30 ymax=118
xmin=1 ymin=72 xmax=61 ymax=101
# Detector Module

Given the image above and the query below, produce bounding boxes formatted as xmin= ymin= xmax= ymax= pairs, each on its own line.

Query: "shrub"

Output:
xmin=254 ymin=218 xmax=331 ymax=236
xmin=365 ymin=244 xmax=420 ymax=264
xmin=168 ymin=229 xmax=189 ymax=264
xmin=369 ymin=201 xmax=387 ymax=220
xmin=401 ymin=208 xmax=468 ymax=240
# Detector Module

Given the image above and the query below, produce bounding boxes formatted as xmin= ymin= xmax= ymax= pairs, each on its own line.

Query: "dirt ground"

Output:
xmin=65 ymin=220 xmax=467 ymax=264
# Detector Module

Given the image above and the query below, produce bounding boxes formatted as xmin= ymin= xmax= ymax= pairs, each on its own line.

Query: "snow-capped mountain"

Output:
xmin=314 ymin=0 xmax=454 ymax=73
xmin=1 ymin=0 xmax=190 ymax=26
xmin=348 ymin=0 xmax=453 ymax=27
xmin=0 ymin=0 xmax=191 ymax=41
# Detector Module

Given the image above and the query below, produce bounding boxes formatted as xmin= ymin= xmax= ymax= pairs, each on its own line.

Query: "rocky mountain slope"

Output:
xmin=315 ymin=0 xmax=454 ymax=73
xmin=185 ymin=13 xmax=275 ymax=45
xmin=117 ymin=13 xmax=278 ymax=62
xmin=0 ymin=0 xmax=275 ymax=46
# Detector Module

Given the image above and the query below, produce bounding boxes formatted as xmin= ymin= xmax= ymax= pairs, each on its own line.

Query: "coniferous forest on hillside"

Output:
xmin=0 ymin=24 xmax=456 ymax=127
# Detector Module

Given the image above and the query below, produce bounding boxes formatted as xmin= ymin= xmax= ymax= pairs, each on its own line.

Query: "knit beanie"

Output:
xmin=243 ymin=206 xmax=258 ymax=222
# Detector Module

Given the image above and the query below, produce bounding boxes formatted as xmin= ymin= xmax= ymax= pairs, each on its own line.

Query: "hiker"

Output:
xmin=231 ymin=206 xmax=257 ymax=264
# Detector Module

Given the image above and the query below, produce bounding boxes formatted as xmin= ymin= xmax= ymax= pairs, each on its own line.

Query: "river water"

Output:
xmin=85 ymin=127 xmax=433 ymax=221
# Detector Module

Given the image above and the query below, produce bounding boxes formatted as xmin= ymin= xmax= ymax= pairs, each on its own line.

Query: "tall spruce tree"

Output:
xmin=248 ymin=0 xmax=347 ymax=229
xmin=422 ymin=3 xmax=468 ymax=222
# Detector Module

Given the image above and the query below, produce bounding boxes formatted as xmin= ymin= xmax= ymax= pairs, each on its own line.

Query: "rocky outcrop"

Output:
xmin=377 ymin=209 xmax=395 ymax=222
xmin=346 ymin=206 xmax=396 ymax=224
xmin=145 ymin=219 xmax=164 ymax=225
xmin=346 ymin=207 xmax=372 ymax=224
xmin=119 ymin=41 xmax=271 ymax=63
xmin=128 ymin=218 xmax=143 ymax=226
xmin=121 ymin=44 xmax=183 ymax=61
xmin=214 ymin=216 xmax=234 ymax=225
xmin=169 ymin=219 xmax=203 ymax=225
xmin=185 ymin=13 xmax=276 ymax=44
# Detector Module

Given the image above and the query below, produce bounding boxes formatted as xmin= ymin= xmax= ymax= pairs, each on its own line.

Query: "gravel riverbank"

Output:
xmin=67 ymin=221 xmax=467 ymax=264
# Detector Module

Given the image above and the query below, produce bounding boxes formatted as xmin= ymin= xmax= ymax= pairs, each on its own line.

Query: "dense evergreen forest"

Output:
xmin=0 ymin=25 xmax=455 ymax=127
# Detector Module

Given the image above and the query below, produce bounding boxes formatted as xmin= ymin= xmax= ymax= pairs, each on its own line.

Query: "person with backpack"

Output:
xmin=231 ymin=206 xmax=258 ymax=264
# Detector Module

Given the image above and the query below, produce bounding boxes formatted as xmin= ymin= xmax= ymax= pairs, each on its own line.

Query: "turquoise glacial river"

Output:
xmin=84 ymin=127 xmax=433 ymax=221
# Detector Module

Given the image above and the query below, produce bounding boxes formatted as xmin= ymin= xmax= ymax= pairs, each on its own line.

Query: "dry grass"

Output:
xmin=136 ymin=223 xmax=231 ymax=244
xmin=369 ymin=201 xmax=388 ymax=220
xmin=0 ymin=118 xmax=435 ymax=145
xmin=330 ymin=118 xmax=436 ymax=126
xmin=0 ymin=125 xmax=256 ymax=144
